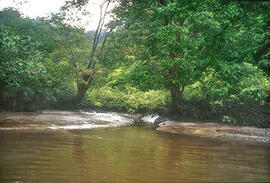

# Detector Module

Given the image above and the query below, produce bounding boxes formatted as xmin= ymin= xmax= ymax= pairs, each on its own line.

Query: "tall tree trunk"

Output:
xmin=170 ymin=85 xmax=181 ymax=112
xmin=0 ymin=83 xmax=4 ymax=109
xmin=168 ymin=63 xmax=182 ymax=112
xmin=170 ymin=84 xmax=185 ymax=112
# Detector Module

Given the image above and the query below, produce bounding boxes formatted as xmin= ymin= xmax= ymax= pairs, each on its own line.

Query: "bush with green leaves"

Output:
xmin=0 ymin=25 xmax=52 ymax=109
xmin=105 ymin=59 xmax=164 ymax=91
xmin=43 ymin=58 xmax=77 ymax=105
xmin=83 ymin=86 xmax=169 ymax=113
xmin=183 ymin=63 xmax=270 ymax=105
xmin=237 ymin=64 xmax=270 ymax=102
xmin=0 ymin=26 xmax=45 ymax=86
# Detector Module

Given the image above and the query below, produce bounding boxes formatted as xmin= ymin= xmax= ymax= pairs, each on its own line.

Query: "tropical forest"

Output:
xmin=0 ymin=0 xmax=270 ymax=182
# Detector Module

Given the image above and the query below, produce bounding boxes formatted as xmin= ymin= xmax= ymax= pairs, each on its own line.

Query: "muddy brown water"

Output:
xmin=0 ymin=112 xmax=270 ymax=183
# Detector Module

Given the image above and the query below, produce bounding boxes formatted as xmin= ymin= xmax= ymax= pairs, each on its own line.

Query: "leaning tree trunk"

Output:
xmin=64 ymin=0 xmax=112 ymax=106
xmin=73 ymin=84 xmax=89 ymax=104
xmin=72 ymin=71 xmax=95 ymax=104
xmin=59 ymin=82 xmax=91 ymax=108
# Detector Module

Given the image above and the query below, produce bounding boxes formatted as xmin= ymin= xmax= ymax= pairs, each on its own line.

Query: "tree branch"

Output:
xmin=87 ymin=0 xmax=111 ymax=69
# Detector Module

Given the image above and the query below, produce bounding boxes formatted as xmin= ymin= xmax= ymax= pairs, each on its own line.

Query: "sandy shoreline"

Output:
xmin=156 ymin=121 xmax=270 ymax=143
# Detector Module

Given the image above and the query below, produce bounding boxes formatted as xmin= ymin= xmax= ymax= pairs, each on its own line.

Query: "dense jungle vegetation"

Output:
xmin=0 ymin=0 xmax=269 ymax=127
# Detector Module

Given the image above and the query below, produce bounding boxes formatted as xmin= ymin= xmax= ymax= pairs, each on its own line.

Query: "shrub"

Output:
xmin=183 ymin=64 xmax=270 ymax=104
xmin=83 ymin=86 xmax=169 ymax=113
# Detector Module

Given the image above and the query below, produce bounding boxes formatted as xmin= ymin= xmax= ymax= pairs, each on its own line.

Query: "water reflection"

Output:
xmin=0 ymin=126 xmax=269 ymax=183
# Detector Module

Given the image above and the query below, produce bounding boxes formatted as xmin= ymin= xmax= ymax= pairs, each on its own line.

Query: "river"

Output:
xmin=0 ymin=111 xmax=269 ymax=182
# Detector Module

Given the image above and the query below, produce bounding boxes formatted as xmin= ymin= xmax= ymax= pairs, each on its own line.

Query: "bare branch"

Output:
xmin=87 ymin=0 xmax=111 ymax=69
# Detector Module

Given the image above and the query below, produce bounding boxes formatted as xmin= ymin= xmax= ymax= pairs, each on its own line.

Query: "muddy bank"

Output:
xmin=156 ymin=121 xmax=270 ymax=143
xmin=0 ymin=110 xmax=135 ymax=130
xmin=1 ymin=111 xmax=270 ymax=144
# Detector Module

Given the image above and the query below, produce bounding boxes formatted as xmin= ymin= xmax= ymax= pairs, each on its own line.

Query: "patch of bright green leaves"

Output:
xmin=183 ymin=63 xmax=270 ymax=105
xmin=84 ymin=86 xmax=169 ymax=113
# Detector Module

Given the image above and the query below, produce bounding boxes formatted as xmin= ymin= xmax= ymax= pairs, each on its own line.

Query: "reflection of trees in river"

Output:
xmin=0 ymin=127 xmax=269 ymax=182
xmin=71 ymin=131 xmax=89 ymax=181
xmin=151 ymin=134 xmax=211 ymax=182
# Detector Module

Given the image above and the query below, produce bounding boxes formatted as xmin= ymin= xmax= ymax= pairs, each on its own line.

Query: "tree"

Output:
xmin=0 ymin=8 xmax=59 ymax=55
xmin=0 ymin=25 xmax=48 ymax=109
xmin=50 ymin=0 xmax=115 ymax=104
xmin=111 ymin=0 xmax=269 ymax=111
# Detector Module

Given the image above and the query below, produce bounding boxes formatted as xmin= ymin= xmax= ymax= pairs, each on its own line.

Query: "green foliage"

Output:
xmin=0 ymin=25 xmax=46 ymax=87
xmin=106 ymin=60 xmax=164 ymax=91
xmin=44 ymin=58 xmax=76 ymax=102
xmin=0 ymin=8 xmax=59 ymax=54
xmin=0 ymin=25 xmax=56 ymax=109
xmin=238 ymin=73 xmax=269 ymax=102
xmin=84 ymin=86 xmax=169 ymax=113
xmin=183 ymin=63 xmax=270 ymax=104
xmin=111 ymin=0 xmax=269 ymax=110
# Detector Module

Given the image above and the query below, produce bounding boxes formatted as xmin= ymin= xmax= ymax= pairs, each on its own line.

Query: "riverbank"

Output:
xmin=0 ymin=110 xmax=270 ymax=144
xmin=154 ymin=120 xmax=270 ymax=144
xmin=0 ymin=110 xmax=135 ymax=130
xmin=142 ymin=114 xmax=270 ymax=144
